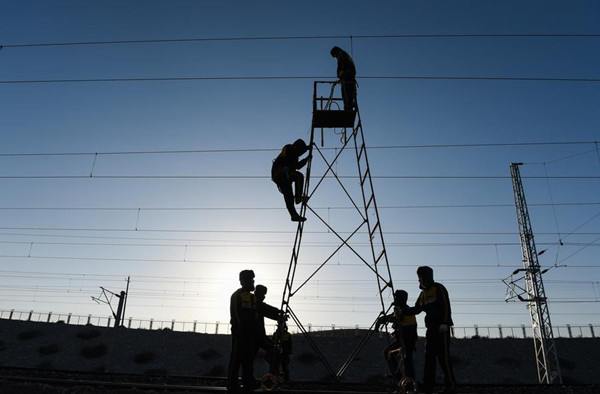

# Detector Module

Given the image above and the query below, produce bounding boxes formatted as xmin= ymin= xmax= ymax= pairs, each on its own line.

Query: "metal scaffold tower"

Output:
xmin=503 ymin=163 xmax=562 ymax=384
xmin=277 ymin=81 xmax=395 ymax=379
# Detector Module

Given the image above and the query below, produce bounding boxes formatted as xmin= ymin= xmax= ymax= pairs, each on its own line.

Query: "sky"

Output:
xmin=0 ymin=1 xmax=599 ymax=336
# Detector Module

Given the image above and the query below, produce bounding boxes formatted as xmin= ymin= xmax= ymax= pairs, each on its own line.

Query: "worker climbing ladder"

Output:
xmin=275 ymin=81 xmax=396 ymax=380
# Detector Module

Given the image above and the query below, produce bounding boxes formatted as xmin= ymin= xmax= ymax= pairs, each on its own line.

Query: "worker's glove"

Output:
xmin=439 ymin=324 xmax=449 ymax=334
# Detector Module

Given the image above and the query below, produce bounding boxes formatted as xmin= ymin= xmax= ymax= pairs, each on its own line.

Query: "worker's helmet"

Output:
xmin=239 ymin=269 xmax=255 ymax=290
xmin=416 ymin=266 xmax=434 ymax=289
xmin=330 ymin=46 xmax=342 ymax=57
xmin=393 ymin=289 xmax=408 ymax=305
xmin=239 ymin=269 xmax=255 ymax=282
xmin=255 ymin=284 xmax=267 ymax=296
xmin=293 ymin=139 xmax=308 ymax=153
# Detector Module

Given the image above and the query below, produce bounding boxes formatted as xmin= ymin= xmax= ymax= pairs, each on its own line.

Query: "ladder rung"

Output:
xmin=379 ymin=280 xmax=392 ymax=294
xmin=369 ymin=222 xmax=380 ymax=240
xmin=374 ymin=249 xmax=386 ymax=265
xmin=357 ymin=144 xmax=365 ymax=161
xmin=361 ymin=168 xmax=370 ymax=186
xmin=365 ymin=194 xmax=375 ymax=211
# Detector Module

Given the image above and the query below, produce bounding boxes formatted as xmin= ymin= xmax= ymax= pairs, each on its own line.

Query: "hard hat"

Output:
xmin=417 ymin=266 xmax=434 ymax=287
xmin=255 ymin=284 xmax=267 ymax=296
xmin=239 ymin=270 xmax=255 ymax=281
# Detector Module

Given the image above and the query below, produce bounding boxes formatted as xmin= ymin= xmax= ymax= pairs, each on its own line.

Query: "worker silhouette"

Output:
xmin=228 ymin=270 xmax=259 ymax=392
xmin=254 ymin=285 xmax=282 ymax=369
xmin=271 ymin=139 xmax=310 ymax=222
xmin=403 ymin=266 xmax=456 ymax=394
xmin=272 ymin=322 xmax=292 ymax=381
xmin=330 ymin=46 xmax=357 ymax=111
xmin=376 ymin=289 xmax=418 ymax=383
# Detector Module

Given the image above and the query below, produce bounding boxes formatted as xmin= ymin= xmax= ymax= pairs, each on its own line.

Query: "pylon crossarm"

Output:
xmin=290 ymin=219 xmax=367 ymax=297
xmin=287 ymin=305 xmax=336 ymax=378
xmin=336 ymin=313 xmax=383 ymax=378
xmin=307 ymin=205 xmax=389 ymax=283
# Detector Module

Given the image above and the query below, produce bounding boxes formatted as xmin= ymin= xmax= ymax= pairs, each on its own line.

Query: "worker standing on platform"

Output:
xmin=330 ymin=46 xmax=357 ymax=111
xmin=271 ymin=139 xmax=310 ymax=222
xmin=228 ymin=270 xmax=259 ymax=392
xmin=376 ymin=289 xmax=418 ymax=383
xmin=403 ymin=266 xmax=456 ymax=394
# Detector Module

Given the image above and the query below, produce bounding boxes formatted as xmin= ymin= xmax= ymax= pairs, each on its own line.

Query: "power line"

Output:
xmin=1 ymin=253 xmax=597 ymax=269
xmin=3 ymin=33 xmax=600 ymax=49
xmin=1 ymin=75 xmax=599 ymax=85
xmin=0 ymin=226 xmax=597 ymax=237
xmin=0 ymin=141 xmax=595 ymax=157
xmin=0 ymin=239 xmax=597 ymax=249
xmin=0 ymin=174 xmax=597 ymax=180
xmin=0 ymin=201 xmax=597 ymax=211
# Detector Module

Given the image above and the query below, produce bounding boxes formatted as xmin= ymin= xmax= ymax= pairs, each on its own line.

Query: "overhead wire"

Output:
xmin=3 ymin=33 xmax=600 ymax=49
xmin=1 ymin=75 xmax=599 ymax=85
xmin=0 ymin=174 xmax=597 ymax=180
xmin=0 ymin=140 xmax=595 ymax=157
xmin=0 ymin=201 xmax=598 ymax=211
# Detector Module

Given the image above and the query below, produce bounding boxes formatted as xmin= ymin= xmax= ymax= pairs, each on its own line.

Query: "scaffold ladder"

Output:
xmin=276 ymin=81 xmax=395 ymax=380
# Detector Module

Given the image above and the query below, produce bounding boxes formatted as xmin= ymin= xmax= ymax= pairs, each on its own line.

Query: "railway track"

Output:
xmin=0 ymin=366 xmax=599 ymax=393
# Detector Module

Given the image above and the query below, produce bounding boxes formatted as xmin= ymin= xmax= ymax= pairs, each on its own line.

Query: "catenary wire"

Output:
xmin=3 ymin=33 xmax=600 ymax=49
xmin=0 ymin=141 xmax=595 ymax=157
xmin=0 ymin=174 xmax=597 ymax=179
xmin=0 ymin=201 xmax=597 ymax=211
xmin=1 ymin=75 xmax=599 ymax=85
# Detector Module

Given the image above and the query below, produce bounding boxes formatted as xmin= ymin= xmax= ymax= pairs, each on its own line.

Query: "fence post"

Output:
xmin=308 ymin=323 xmax=312 ymax=332
xmin=47 ymin=312 xmax=52 ymax=323
xmin=215 ymin=321 xmax=220 ymax=334
xmin=9 ymin=309 xmax=14 ymax=320
xmin=521 ymin=324 xmax=527 ymax=338
xmin=107 ymin=317 xmax=111 ymax=327
xmin=150 ymin=318 xmax=154 ymax=330
xmin=128 ymin=317 xmax=132 ymax=329
xmin=567 ymin=324 xmax=572 ymax=338
xmin=27 ymin=310 xmax=33 ymax=321
xmin=474 ymin=324 xmax=479 ymax=337
xmin=87 ymin=314 xmax=92 ymax=325
xmin=193 ymin=320 xmax=197 ymax=333
xmin=171 ymin=319 xmax=175 ymax=331
xmin=66 ymin=313 xmax=72 ymax=324
xmin=498 ymin=324 xmax=503 ymax=339
xmin=355 ymin=324 xmax=359 ymax=337
xmin=590 ymin=324 xmax=595 ymax=338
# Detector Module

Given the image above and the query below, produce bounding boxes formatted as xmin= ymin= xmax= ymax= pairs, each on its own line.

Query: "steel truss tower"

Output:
xmin=277 ymin=81 xmax=395 ymax=379
xmin=504 ymin=163 xmax=562 ymax=384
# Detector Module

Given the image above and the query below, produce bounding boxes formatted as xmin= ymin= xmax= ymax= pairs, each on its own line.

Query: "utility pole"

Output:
xmin=92 ymin=276 xmax=130 ymax=328
xmin=503 ymin=163 xmax=561 ymax=384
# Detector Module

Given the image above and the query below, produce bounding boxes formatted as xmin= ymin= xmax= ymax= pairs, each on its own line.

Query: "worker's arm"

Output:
xmin=402 ymin=300 xmax=423 ymax=317
xmin=260 ymin=302 xmax=282 ymax=321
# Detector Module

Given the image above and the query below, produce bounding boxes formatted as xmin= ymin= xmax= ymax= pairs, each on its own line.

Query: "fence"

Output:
xmin=0 ymin=309 xmax=597 ymax=339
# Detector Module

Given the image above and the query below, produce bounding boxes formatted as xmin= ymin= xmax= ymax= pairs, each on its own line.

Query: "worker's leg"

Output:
xmin=341 ymin=80 xmax=356 ymax=110
xmin=422 ymin=328 xmax=437 ymax=394
xmin=273 ymin=169 xmax=303 ymax=221
xmin=384 ymin=341 xmax=400 ymax=378
xmin=292 ymin=171 xmax=304 ymax=205
xmin=241 ymin=336 xmax=257 ymax=390
xmin=437 ymin=331 xmax=456 ymax=393
xmin=227 ymin=335 xmax=242 ymax=391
